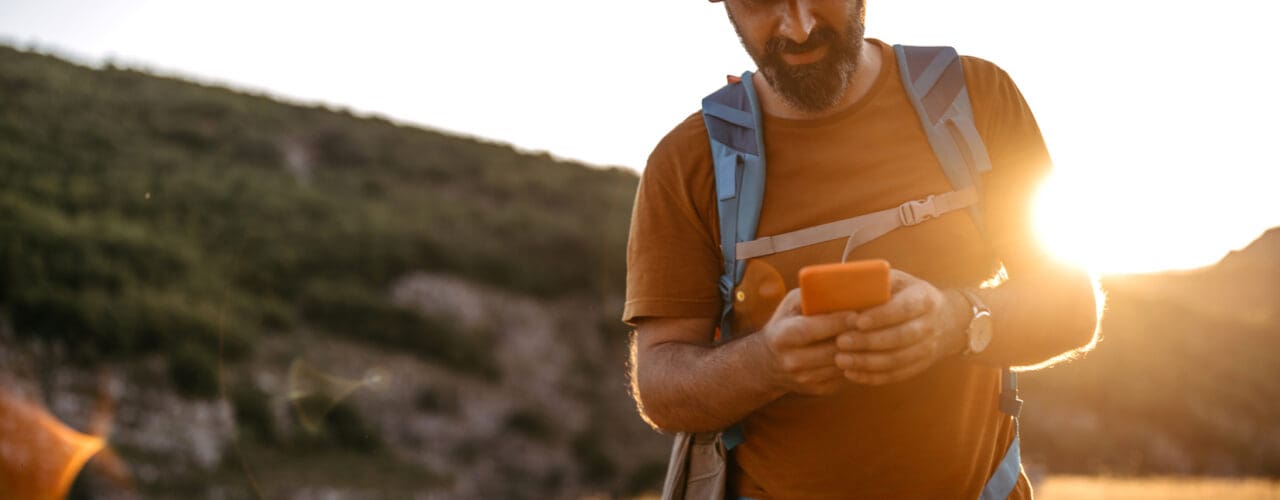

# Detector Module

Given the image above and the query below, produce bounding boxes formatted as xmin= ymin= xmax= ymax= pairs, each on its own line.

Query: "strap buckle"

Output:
xmin=1000 ymin=392 xmax=1024 ymax=418
xmin=898 ymin=195 xmax=939 ymax=226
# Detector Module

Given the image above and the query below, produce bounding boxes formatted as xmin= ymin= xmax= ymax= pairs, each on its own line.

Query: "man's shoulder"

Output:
xmin=643 ymin=110 xmax=714 ymax=185
xmin=958 ymin=54 xmax=1014 ymax=86
xmin=653 ymin=111 xmax=711 ymax=159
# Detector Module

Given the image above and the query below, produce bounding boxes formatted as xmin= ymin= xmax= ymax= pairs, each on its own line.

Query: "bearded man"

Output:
xmin=623 ymin=0 xmax=1100 ymax=498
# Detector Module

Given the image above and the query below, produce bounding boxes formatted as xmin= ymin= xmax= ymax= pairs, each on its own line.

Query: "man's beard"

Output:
xmin=730 ymin=4 xmax=865 ymax=113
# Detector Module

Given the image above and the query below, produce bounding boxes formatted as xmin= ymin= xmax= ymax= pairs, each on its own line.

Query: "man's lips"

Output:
xmin=781 ymin=44 xmax=828 ymax=66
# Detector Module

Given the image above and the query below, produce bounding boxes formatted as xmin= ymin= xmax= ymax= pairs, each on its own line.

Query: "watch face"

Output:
xmin=968 ymin=311 xmax=993 ymax=354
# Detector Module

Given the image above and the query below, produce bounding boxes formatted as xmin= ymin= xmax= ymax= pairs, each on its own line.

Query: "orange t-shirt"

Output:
xmin=624 ymin=39 xmax=1052 ymax=499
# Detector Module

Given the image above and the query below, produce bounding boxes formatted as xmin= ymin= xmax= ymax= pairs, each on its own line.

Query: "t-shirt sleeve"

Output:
xmin=622 ymin=115 xmax=725 ymax=325
xmin=962 ymin=57 xmax=1056 ymax=268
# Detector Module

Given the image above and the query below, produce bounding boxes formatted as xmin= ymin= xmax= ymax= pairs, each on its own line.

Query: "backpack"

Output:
xmin=661 ymin=45 xmax=1023 ymax=500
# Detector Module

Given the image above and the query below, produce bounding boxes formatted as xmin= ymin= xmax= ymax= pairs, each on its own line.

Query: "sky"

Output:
xmin=1 ymin=0 xmax=1278 ymax=275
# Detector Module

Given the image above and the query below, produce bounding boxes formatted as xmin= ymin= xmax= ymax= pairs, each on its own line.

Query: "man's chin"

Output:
xmin=763 ymin=63 xmax=849 ymax=113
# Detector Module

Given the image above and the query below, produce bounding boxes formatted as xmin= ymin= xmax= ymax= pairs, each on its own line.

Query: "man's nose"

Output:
xmin=778 ymin=0 xmax=820 ymax=44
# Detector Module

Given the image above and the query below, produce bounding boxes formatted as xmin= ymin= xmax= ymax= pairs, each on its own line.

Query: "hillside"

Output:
xmin=1 ymin=44 xmax=1278 ymax=498
xmin=0 ymin=45 xmax=659 ymax=498
xmin=1021 ymin=228 xmax=1280 ymax=477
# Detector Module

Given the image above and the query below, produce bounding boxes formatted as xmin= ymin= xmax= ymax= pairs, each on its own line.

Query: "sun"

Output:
xmin=1032 ymin=166 xmax=1273 ymax=276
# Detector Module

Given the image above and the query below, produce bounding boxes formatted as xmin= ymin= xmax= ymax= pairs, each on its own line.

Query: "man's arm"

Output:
xmin=833 ymin=259 xmax=1099 ymax=384
xmin=631 ymin=289 xmax=857 ymax=433
xmin=968 ymin=249 xmax=1100 ymax=369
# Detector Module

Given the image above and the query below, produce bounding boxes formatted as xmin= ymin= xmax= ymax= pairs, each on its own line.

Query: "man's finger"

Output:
xmin=844 ymin=354 xmax=934 ymax=386
xmin=834 ymin=339 xmax=933 ymax=372
xmin=889 ymin=269 xmax=914 ymax=293
xmin=836 ymin=319 xmax=932 ymax=351
xmin=769 ymin=287 xmax=804 ymax=323
xmin=791 ymin=365 xmax=846 ymax=396
xmin=774 ymin=312 xmax=857 ymax=348
xmin=856 ymin=284 xmax=931 ymax=331
xmin=776 ymin=340 xmax=841 ymax=373
xmin=791 ymin=365 xmax=845 ymax=386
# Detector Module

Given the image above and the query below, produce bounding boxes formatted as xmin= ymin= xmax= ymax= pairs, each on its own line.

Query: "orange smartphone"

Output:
xmin=799 ymin=259 xmax=892 ymax=315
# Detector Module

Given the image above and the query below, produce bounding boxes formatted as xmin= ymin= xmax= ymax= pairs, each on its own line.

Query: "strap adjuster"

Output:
xmin=898 ymin=195 xmax=939 ymax=226
xmin=1000 ymin=392 xmax=1024 ymax=418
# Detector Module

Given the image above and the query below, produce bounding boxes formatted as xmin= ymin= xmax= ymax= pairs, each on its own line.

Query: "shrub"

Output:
xmin=572 ymin=430 xmax=617 ymax=484
xmin=230 ymin=383 xmax=277 ymax=444
xmin=322 ymin=402 xmax=383 ymax=453
xmin=503 ymin=409 xmax=556 ymax=443
xmin=168 ymin=343 xmax=219 ymax=399
xmin=299 ymin=281 xmax=498 ymax=379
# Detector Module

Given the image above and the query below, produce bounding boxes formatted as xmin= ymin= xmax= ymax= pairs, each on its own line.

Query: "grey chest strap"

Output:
xmin=735 ymin=187 xmax=978 ymax=261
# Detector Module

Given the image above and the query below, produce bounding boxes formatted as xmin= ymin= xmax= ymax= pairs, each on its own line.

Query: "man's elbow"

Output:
xmin=1063 ymin=274 xmax=1104 ymax=352
xmin=630 ymin=373 xmax=666 ymax=431
xmin=628 ymin=342 xmax=681 ymax=433
xmin=1017 ymin=274 xmax=1105 ymax=370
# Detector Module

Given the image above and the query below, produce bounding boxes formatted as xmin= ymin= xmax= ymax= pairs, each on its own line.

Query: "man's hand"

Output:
xmin=833 ymin=270 xmax=969 ymax=385
xmin=761 ymin=288 xmax=859 ymax=396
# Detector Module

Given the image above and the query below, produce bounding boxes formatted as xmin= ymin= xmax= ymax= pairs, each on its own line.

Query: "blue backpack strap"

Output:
xmin=894 ymin=44 xmax=993 ymax=234
xmin=1000 ymin=367 xmax=1023 ymax=417
xmin=979 ymin=368 xmax=1025 ymax=499
xmin=897 ymin=45 xmax=1023 ymax=498
xmin=702 ymin=71 xmax=768 ymax=343
xmin=702 ymin=71 xmax=768 ymax=451
xmin=981 ymin=421 xmax=1022 ymax=500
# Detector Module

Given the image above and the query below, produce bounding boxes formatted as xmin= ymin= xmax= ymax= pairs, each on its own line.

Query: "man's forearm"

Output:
xmin=632 ymin=332 xmax=786 ymax=433
xmin=968 ymin=269 xmax=1100 ymax=368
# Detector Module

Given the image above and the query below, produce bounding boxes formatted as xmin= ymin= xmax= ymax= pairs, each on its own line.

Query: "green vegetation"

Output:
xmin=230 ymin=382 xmax=278 ymax=445
xmin=0 ymin=45 xmax=637 ymax=390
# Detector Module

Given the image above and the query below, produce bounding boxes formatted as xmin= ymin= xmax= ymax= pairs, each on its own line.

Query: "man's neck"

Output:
xmin=753 ymin=39 xmax=882 ymax=121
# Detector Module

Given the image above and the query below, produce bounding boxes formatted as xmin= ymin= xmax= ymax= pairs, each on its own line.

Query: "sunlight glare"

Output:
xmin=1034 ymin=160 xmax=1277 ymax=276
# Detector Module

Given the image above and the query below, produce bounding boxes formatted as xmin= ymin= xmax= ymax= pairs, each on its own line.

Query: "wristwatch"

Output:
xmin=957 ymin=288 xmax=993 ymax=356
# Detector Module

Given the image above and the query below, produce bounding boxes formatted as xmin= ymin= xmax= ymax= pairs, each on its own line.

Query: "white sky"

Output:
xmin=1 ymin=0 xmax=1278 ymax=274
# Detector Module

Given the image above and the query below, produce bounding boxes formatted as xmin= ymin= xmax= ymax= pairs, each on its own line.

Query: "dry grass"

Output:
xmin=622 ymin=476 xmax=1280 ymax=500
xmin=1036 ymin=476 xmax=1280 ymax=500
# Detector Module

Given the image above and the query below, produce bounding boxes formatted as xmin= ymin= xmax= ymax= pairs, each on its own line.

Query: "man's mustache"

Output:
xmin=765 ymin=26 xmax=839 ymax=56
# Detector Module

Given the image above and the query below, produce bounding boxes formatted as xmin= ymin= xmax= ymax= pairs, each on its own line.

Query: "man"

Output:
xmin=624 ymin=0 xmax=1099 ymax=498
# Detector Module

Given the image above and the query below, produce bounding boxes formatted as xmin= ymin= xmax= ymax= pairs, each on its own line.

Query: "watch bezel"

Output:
xmin=958 ymin=288 xmax=993 ymax=356
xmin=966 ymin=309 xmax=993 ymax=354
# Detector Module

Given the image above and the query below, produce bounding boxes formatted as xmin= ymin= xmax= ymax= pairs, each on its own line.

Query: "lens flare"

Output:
xmin=287 ymin=359 xmax=390 ymax=433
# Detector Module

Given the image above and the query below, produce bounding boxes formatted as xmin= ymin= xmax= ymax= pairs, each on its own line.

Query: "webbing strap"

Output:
xmin=981 ymin=425 xmax=1022 ymax=500
xmin=703 ymin=100 xmax=756 ymax=129
xmin=1001 ymin=368 xmax=1023 ymax=417
xmin=735 ymin=188 xmax=978 ymax=261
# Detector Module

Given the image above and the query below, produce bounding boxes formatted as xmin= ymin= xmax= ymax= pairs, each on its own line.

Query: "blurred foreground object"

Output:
xmin=0 ymin=392 xmax=104 ymax=500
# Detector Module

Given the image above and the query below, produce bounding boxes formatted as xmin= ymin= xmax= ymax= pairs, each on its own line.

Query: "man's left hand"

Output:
xmin=833 ymin=270 xmax=969 ymax=385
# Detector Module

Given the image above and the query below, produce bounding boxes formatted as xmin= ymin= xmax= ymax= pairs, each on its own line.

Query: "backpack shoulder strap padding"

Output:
xmin=702 ymin=71 xmax=767 ymax=343
xmin=894 ymin=44 xmax=993 ymax=234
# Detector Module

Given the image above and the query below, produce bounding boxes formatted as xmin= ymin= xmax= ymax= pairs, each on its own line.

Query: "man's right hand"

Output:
xmin=760 ymin=288 xmax=859 ymax=396
xmin=630 ymin=288 xmax=857 ymax=432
